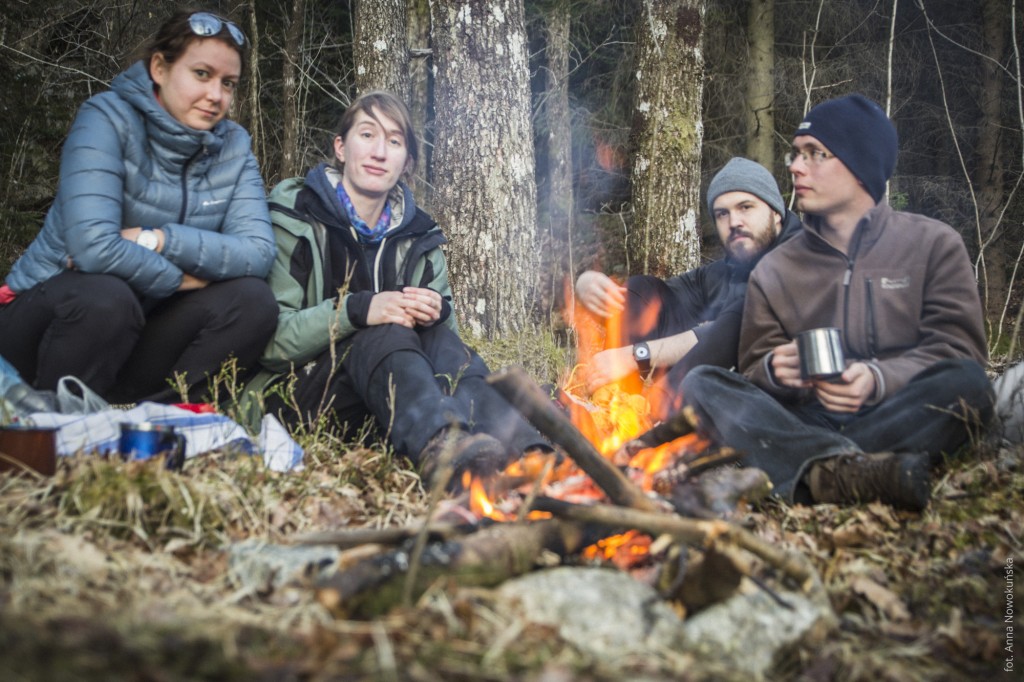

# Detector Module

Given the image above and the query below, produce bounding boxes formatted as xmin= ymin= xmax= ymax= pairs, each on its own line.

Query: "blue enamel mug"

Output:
xmin=119 ymin=422 xmax=186 ymax=471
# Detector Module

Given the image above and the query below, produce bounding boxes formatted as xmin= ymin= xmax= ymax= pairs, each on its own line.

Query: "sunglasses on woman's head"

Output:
xmin=188 ymin=12 xmax=246 ymax=46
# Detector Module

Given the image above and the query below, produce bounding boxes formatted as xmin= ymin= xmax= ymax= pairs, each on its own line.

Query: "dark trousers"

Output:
xmin=265 ymin=323 xmax=546 ymax=463
xmin=0 ymin=271 xmax=277 ymax=403
xmin=681 ymin=359 xmax=994 ymax=502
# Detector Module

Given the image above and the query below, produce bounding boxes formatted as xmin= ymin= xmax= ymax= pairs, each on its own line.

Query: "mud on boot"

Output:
xmin=806 ymin=451 xmax=931 ymax=511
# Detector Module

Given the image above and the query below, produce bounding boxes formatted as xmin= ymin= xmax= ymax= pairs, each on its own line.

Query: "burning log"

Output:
xmin=486 ymin=367 xmax=660 ymax=513
xmin=530 ymin=496 xmax=817 ymax=590
xmin=314 ymin=519 xmax=592 ymax=618
xmin=621 ymin=405 xmax=701 ymax=456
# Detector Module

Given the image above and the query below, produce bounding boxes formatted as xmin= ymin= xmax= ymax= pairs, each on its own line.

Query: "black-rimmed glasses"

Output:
xmin=189 ymin=12 xmax=246 ymax=47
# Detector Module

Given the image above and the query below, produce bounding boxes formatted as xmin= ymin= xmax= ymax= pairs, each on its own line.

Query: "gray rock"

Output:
xmin=227 ymin=539 xmax=339 ymax=592
xmin=493 ymin=566 xmax=835 ymax=678
xmin=680 ymin=578 xmax=836 ymax=678
xmin=994 ymin=362 xmax=1024 ymax=445
xmin=495 ymin=567 xmax=687 ymax=664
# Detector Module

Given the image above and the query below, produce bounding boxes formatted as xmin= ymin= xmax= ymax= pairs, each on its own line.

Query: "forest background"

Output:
xmin=0 ymin=0 xmax=1021 ymax=356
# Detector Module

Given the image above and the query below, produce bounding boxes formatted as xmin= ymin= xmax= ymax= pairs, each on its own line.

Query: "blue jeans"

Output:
xmin=681 ymin=359 xmax=994 ymax=502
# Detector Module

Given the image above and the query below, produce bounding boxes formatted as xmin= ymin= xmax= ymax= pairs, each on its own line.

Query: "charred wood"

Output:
xmin=531 ymin=497 xmax=816 ymax=590
xmin=315 ymin=519 xmax=591 ymax=619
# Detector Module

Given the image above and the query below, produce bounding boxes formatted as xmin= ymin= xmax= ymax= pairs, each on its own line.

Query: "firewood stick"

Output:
xmin=622 ymin=405 xmax=701 ymax=456
xmin=289 ymin=525 xmax=465 ymax=549
xmin=315 ymin=519 xmax=590 ymax=618
xmin=531 ymin=496 xmax=816 ymax=590
xmin=487 ymin=366 xmax=660 ymax=513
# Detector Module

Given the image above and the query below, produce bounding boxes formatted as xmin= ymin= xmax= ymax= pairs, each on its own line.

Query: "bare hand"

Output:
xmin=813 ymin=362 xmax=876 ymax=413
xmin=399 ymin=287 xmax=443 ymax=326
xmin=178 ymin=273 xmax=209 ymax=291
xmin=367 ymin=291 xmax=416 ymax=327
xmin=585 ymin=346 xmax=636 ymax=393
xmin=575 ymin=271 xmax=626 ymax=318
xmin=771 ymin=341 xmax=809 ymax=389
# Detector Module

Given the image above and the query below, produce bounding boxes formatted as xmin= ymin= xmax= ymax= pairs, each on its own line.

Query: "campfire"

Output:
xmin=305 ymin=364 xmax=813 ymax=621
xmin=302 ymin=284 xmax=816 ymax=619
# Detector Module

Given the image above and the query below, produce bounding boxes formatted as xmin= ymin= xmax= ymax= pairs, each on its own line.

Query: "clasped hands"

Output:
xmin=368 ymin=287 xmax=443 ymax=328
xmin=771 ymin=340 xmax=875 ymax=413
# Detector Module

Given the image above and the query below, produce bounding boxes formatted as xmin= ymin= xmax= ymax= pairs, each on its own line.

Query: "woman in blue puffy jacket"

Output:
xmin=0 ymin=10 xmax=277 ymax=403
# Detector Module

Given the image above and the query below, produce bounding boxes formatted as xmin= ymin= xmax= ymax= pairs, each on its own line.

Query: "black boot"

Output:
xmin=418 ymin=427 xmax=511 ymax=492
xmin=805 ymin=451 xmax=931 ymax=511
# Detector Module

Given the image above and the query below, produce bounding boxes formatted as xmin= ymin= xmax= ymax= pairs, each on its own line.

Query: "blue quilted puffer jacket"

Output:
xmin=5 ymin=60 xmax=274 ymax=299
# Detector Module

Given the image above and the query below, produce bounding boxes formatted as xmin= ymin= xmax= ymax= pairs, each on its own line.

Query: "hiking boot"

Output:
xmin=805 ymin=451 xmax=931 ymax=511
xmin=418 ymin=428 xmax=510 ymax=492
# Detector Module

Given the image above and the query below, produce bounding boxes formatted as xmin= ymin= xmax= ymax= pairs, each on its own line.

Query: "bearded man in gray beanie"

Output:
xmin=681 ymin=94 xmax=994 ymax=511
xmin=574 ymin=157 xmax=801 ymax=413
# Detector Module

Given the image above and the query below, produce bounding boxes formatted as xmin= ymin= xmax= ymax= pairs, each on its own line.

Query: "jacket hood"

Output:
xmin=302 ymin=162 xmax=421 ymax=237
xmin=111 ymin=60 xmax=226 ymax=158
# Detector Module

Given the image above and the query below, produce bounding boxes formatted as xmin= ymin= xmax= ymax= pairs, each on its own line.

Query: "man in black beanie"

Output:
xmin=574 ymin=157 xmax=801 ymax=413
xmin=681 ymin=94 xmax=993 ymax=511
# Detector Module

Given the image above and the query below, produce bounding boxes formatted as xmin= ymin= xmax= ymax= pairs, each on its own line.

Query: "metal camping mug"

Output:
xmin=119 ymin=422 xmax=186 ymax=471
xmin=796 ymin=327 xmax=845 ymax=381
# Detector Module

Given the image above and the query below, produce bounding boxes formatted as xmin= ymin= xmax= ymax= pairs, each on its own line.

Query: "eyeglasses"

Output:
xmin=785 ymin=148 xmax=833 ymax=166
xmin=189 ymin=12 xmax=246 ymax=47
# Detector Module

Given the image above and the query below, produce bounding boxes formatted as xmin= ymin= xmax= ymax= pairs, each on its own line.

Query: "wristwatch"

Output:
xmin=632 ymin=342 xmax=652 ymax=377
xmin=136 ymin=228 xmax=159 ymax=251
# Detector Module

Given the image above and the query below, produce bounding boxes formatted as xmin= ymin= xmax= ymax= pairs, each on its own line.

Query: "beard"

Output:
xmin=724 ymin=216 xmax=779 ymax=264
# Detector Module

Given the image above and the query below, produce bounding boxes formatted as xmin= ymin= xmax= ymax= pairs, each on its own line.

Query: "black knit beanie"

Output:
xmin=794 ymin=94 xmax=898 ymax=203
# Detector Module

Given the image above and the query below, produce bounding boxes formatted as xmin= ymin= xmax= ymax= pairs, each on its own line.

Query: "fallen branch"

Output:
xmin=315 ymin=518 xmax=591 ymax=618
xmin=530 ymin=496 xmax=817 ymax=590
xmin=487 ymin=367 xmax=660 ymax=512
xmin=290 ymin=524 xmax=466 ymax=549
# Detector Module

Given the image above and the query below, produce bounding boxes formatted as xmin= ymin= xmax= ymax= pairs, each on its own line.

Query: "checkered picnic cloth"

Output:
xmin=21 ymin=402 xmax=303 ymax=472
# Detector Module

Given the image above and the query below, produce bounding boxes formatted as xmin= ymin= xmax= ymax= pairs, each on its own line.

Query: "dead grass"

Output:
xmin=0 ymin=354 xmax=1020 ymax=679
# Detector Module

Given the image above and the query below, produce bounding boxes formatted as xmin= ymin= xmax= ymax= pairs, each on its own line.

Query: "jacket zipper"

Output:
xmin=865 ymin=278 xmax=878 ymax=357
xmin=178 ymin=146 xmax=205 ymax=224
xmin=842 ymin=260 xmax=854 ymax=351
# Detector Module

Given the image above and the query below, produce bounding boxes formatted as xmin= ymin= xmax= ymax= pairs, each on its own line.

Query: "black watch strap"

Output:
xmin=632 ymin=342 xmax=652 ymax=377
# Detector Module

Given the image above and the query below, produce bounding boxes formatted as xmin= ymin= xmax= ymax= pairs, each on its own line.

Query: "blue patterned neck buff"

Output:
xmin=336 ymin=182 xmax=392 ymax=244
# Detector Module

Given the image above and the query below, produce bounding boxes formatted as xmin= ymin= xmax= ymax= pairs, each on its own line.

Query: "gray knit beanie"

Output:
xmin=706 ymin=157 xmax=786 ymax=217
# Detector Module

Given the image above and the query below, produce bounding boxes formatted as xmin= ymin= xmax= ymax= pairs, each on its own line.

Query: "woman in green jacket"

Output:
xmin=252 ymin=91 xmax=547 ymax=489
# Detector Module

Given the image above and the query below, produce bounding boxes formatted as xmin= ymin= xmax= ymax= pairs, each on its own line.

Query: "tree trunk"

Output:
xmin=744 ymin=0 xmax=775 ymax=167
xmin=407 ymin=0 xmax=432 ymax=207
xmin=279 ymin=0 xmax=307 ymax=180
xmin=354 ymin=0 xmax=410 ymax=101
xmin=428 ymin=0 xmax=540 ymax=336
xmin=629 ymin=0 xmax=706 ymax=278
xmin=241 ymin=1 xmax=268 ymax=180
xmin=976 ymin=0 xmax=1008 ymax=339
xmin=540 ymin=1 xmax=575 ymax=320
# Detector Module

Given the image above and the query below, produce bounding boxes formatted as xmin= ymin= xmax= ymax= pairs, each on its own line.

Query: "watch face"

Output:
xmin=137 ymin=230 xmax=159 ymax=250
xmin=634 ymin=343 xmax=650 ymax=361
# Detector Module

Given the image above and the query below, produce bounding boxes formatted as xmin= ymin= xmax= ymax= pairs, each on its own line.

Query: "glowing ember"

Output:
xmin=581 ymin=530 xmax=653 ymax=570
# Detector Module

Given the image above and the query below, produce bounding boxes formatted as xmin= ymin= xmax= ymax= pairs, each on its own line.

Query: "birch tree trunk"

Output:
xmin=354 ymin=0 xmax=409 ymax=101
xmin=279 ymin=0 xmax=307 ymax=180
xmin=428 ymin=0 xmax=539 ymax=336
xmin=744 ymin=0 xmax=775 ymax=167
xmin=541 ymin=1 xmax=575 ymax=317
xmin=629 ymin=0 xmax=706 ymax=278
xmin=407 ymin=0 xmax=432 ymax=206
